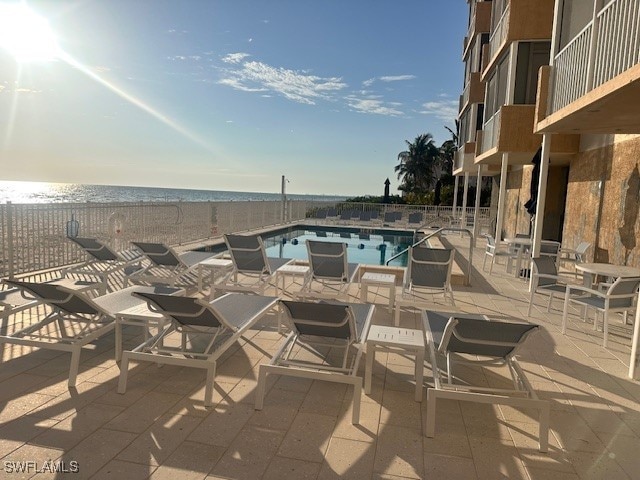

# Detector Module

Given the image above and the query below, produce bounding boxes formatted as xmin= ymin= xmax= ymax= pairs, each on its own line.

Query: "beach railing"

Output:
xmin=0 ymin=200 xmax=494 ymax=278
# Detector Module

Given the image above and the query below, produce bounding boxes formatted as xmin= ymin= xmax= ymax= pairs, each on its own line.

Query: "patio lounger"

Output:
xmin=383 ymin=212 xmax=396 ymax=225
xmin=0 ymin=280 xmax=169 ymax=386
xmin=255 ymin=299 xmax=375 ymax=424
xmin=0 ymin=277 xmax=101 ymax=331
xmin=65 ymin=237 xmax=143 ymax=293
xmin=300 ymin=240 xmax=359 ymax=300
xmin=126 ymin=242 xmax=216 ymax=288
xmin=394 ymin=247 xmax=455 ymax=326
xmin=423 ymin=310 xmax=550 ymax=452
xmin=118 ymin=292 xmax=279 ymax=406
xmin=221 ymin=234 xmax=292 ymax=294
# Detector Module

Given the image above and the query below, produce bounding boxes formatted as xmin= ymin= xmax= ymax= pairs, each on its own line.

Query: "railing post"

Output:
xmin=586 ymin=0 xmax=605 ymax=91
xmin=7 ymin=201 xmax=15 ymax=279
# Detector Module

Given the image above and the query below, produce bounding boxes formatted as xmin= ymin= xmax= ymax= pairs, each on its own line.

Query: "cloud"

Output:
xmin=419 ymin=100 xmax=459 ymax=121
xmin=345 ymin=95 xmax=403 ymax=116
xmin=379 ymin=75 xmax=416 ymax=82
xmin=222 ymin=52 xmax=250 ymax=64
xmin=362 ymin=75 xmax=415 ymax=87
xmin=218 ymin=59 xmax=347 ymax=105
xmin=167 ymin=55 xmax=201 ymax=61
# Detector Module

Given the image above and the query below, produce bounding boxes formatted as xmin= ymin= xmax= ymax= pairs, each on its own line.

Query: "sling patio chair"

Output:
xmin=562 ymin=276 xmax=640 ymax=348
xmin=255 ymin=299 xmax=375 ymax=424
xmin=559 ymin=241 xmax=591 ymax=274
xmin=394 ymin=247 xmax=455 ymax=326
xmin=125 ymin=241 xmax=216 ymax=288
xmin=65 ymin=236 xmax=143 ymax=293
xmin=117 ymin=292 xmax=279 ymax=407
xmin=221 ymin=234 xmax=292 ymax=295
xmin=527 ymin=257 xmax=574 ymax=316
xmin=482 ymin=234 xmax=511 ymax=274
xmin=1 ymin=277 xmax=102 ymax=333
xmin=423 ymin=310 xmax=550 ymax=452
xmin=407 ymin=212 xmax=424 ymax=227
xmin=300 ymin=240 xmax=360 ymax=300
xmin=0 ymin=280 xmax=170 ymax=386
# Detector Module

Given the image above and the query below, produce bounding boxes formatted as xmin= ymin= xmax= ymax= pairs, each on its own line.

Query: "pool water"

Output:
xmin=262 ymin=227 xmax=414 ymax=266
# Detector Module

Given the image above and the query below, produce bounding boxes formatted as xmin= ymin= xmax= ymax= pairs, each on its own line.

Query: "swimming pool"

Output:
xmin=261 ymin=225 xmax=415 ymax=266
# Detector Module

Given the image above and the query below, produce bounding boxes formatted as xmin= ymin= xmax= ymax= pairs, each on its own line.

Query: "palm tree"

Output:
xmin=437 ymin=121 xmax=459 ymax=187
xmin=395 ymin=133 xmax=439 ymax=195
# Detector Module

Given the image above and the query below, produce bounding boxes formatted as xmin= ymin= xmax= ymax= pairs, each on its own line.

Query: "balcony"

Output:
xmin=462 ymin=1 xmax=492 ymax=58
xmin=454 ymin=142 xmax=499 ymax=176
xmin=459 ymin=72 xmax=485 ymax=114
xmin=475 ymin=105 xmax=579 ymax=165
xmin=482 ymin=0 xmax=554 ymax=79
xmin=537 ymin=0 xmax=640 ymax=134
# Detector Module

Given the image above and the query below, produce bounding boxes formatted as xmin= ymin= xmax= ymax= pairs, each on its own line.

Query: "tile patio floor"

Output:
xmin=1 ymin=235 xmax=639 ymax=479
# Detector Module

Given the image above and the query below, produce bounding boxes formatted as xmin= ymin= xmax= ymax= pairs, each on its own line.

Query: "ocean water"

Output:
xmin=0 ymin=181 xmax=346 ymax=204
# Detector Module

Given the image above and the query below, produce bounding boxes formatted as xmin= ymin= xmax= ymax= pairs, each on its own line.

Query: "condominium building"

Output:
xmin=456 ymin=0 xmax=639 ymax=267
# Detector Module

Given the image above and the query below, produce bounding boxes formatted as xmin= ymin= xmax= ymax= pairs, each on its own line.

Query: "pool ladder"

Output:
xmin=385 ymin=227 xmax=474 ymax=286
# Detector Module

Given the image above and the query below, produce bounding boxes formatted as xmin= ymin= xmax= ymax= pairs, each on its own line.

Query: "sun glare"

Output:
xmin=0 ymin=3 xmax=60 ymax=62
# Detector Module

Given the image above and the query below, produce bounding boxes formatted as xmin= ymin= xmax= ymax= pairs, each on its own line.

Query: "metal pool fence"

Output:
xmin=0 ymin=200 xmax=493 ymax=278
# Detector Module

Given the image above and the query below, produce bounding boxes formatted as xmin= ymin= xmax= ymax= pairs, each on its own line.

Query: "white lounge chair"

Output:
xmin=562 ymin=276 xmax=640 ymax=347
xmin=221 ymin=234 xmax=292 ymax=295
xmin=394 ymin=247 xmax=455 ymax=326
xmin=0 ymin=280 xmax=165 ymax=386
xmin=125 ymin=241 xmax=216 ymax=288
xmin=117 ymin=292 xmax=279 ymax=406
xmin=300 ymin=240 xmax=359 ymax=300
xmin=423 ymin=310 xmax=550 ymax=452
xmin=65 ymin=237 xmax=143 ymax=293
xmin=255 ymin=299 xmax=375 ymax=424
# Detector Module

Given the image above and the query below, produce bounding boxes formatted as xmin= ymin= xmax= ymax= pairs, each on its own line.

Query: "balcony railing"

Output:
xmin=487 ymin=3 xmax=510 ymax=65
xmin=551 ymin=0 xmax=640 ymax=113
xmin=480 ymin=110 xmax=501 ymax=154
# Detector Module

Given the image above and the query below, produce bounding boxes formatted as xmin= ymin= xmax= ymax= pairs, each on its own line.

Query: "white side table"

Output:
xmin=275 ymin=264 xmax=310 ymax=296
xmin=197 ymin=258 xmax=233 ymax=292
xmin=365 ymin=325 xmax=425 ymax=402
xmin=360 ymin=272 xmax=396 ymax=312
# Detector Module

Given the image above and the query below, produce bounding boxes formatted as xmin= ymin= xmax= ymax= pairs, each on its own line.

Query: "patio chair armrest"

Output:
xmin=566 ymin=284 xmax=603 ymax=297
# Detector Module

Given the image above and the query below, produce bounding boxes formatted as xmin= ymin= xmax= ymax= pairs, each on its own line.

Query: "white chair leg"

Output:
xmin=204 ymin=363 xmax=216 ymax=407
xmin=489 ymin=257 xmax=494 ymax=274
xmin=68 ymin=348 xmax=81 ymax=387
xmin=254 ymin=366 xmax=268 ymax=411
xmin=117 ymin=354 xmax=130 ymax=394
xmin=425 ymin=388 xmax=437 ymax=438
xmin=603 ymin=312 xmax=609 ymax=348
xmin=546 ymin=293 xmax=554 ymax=313
xmin=562 ymin=291 xmax=570 ymax=334
xmin=351 ymin=380 xmax=362 ymax=424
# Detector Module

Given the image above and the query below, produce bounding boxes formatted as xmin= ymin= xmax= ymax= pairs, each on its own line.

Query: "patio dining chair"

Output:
xmin=562 ymin=276 xmax=640 ymax=348
xmin=559 ymin=241 xmax=590 ymax=272
xmin=221 ymin=234 xmax=292 ymax=295
xmin=482 ymin=234 xmax=510 ymax=274
xmin=423 ymin=310 xmax=549 ymax=452
xmin=65 ymin=237 xmax=143 ymax=293
xmin=394 ymin=247 xmax=455 ymax=326
xmin=300 ymin=240 xmax=360 ymax=300
xmin=255 ymin=299 xmax=375 ymax=424
xmin=0 ymin=280 xmax=165 ymax=386
xmin=407 ymin=212 xmax=424 ymax=226
xmin=118 ymin=292 xmax=278 ymax=406
xmin=527 ymin=257 xmax=573 ymax=316
xmin=539 ymin=240 xmax=562 ymax=264
xmin=126 ymin=242 xmax=216 ymax=288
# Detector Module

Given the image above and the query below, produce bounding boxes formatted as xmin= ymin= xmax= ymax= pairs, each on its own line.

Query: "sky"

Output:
xmin=0 ymin=0 xmax=468 ymax=196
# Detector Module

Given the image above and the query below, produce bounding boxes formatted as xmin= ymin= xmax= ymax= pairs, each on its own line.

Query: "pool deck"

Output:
xmin=1 ymin=235 xmax=639 ymax=479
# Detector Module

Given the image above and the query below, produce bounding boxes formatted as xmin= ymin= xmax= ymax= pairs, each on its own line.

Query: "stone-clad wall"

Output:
xmin=503 ymin=166 xmax=533 ymax=238
xmin=563 ymin=136 xmax=640 ymax=267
